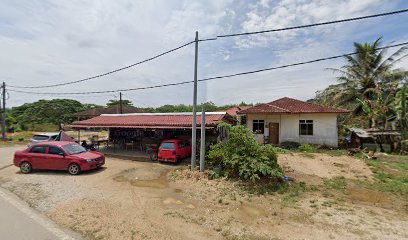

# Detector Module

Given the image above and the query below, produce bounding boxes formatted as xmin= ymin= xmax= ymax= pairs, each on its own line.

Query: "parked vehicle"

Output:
xmin=28 ymin=133 xmax=59 ymax=147
xmin=27 ymin=132 xmax=79 ymax=147
xmin=158 ymin=139 xmax=191 ymax=163
xmin=14 ymin=141 xmax=105 ymax=175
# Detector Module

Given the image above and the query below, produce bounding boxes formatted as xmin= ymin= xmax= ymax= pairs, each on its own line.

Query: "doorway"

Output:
xmin=268 ymin=123 xmax=279 ymax=145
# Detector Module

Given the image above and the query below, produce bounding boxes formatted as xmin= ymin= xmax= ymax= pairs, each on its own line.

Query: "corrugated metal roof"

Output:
xmin=239 ymin=97 xmax=350 ymax=114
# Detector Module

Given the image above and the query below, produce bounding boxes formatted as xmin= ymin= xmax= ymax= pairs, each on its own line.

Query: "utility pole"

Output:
xmin=200 ymin=105 xmax=206 ymax=172
xmin=1 ymin=82 xmax=6 ymax=141
xmin=119 ymin=92 xmax=123 ymax=114
xmin=191 ymin=31 xmax=199 ymax=170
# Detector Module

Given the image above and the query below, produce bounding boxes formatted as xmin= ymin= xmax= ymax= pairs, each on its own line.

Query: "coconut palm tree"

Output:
xmin=329 ymin=37 xmax=407 ymax=106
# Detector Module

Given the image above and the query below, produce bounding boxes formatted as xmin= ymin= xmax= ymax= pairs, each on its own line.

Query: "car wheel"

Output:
xmin=20 ymin=162 xmax=32 ymax=174
xmin=68 ymin=163 xmax=81 ymax=175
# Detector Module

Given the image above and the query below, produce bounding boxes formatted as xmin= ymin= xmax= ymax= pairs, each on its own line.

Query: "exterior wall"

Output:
xmin=246 ymin=113 xmax=339 ymax=147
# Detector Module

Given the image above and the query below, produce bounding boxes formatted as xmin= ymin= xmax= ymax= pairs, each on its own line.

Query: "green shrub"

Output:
xmin=298 ymin=144 xmax=317 ymax=153
xmin=207 ymin=123 xmax=282 ymax=181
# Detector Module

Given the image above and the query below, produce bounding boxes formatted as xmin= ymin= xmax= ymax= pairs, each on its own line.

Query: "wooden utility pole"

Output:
xmin=191 ymin=31 xmax=199 ymax=170
xmin=1 ymin=82 xmax=6 ymax=140
xmin=119 ymin=92 xmax=123 ymax=114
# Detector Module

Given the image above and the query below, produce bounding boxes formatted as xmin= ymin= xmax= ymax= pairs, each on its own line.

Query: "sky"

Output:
xmin=1 ymin=0 xmax=408 ymax=108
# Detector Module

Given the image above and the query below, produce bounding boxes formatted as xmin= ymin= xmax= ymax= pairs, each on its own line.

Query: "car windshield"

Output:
xmin=32 ymin=135 xmax=50 ymax=141
xmin=63 ymin=144 xmax=87 ymax=155
xmin=160 ymin=142 xmax=175 ymax=150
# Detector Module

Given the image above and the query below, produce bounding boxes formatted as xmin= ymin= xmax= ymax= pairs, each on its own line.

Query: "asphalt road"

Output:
xmin=0 ymin=146 xmax=79 ymax=240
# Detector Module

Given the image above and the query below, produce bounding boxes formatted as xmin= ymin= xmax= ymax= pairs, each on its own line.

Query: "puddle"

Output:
xmin=114 ymin=169 xmax=170 ymax=189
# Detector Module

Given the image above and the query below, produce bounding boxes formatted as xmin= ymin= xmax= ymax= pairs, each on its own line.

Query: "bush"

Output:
xmin=298 ymin=144 xmax=317 ymax=153
xmin=207 ymin=123 xmax=282 ymax=181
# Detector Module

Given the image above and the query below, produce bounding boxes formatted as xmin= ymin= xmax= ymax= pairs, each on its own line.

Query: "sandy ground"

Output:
xmin=278 ymin=153 xmax=373 ymax=184
xmin=0 ymin=148 xmax=407 ymax=240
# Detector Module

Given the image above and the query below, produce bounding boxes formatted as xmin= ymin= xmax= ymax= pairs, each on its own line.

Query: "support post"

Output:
xmin=200 ymin=105 xmax=205 ymax=172
xmin=119 ymin=92 xmax=123 ymax=114
xmin=191 ymin=31 xmax=199 ymax=170
xmin=1 ymin=82 xmax=6 ymax=141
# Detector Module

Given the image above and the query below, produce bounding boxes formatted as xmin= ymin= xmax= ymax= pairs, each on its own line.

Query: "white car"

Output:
xmin=27 ymin=133 xmax=60 ymax=147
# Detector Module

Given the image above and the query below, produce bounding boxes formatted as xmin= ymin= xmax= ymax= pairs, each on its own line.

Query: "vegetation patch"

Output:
xmin=208 ymin=123 xmax=282 ymax=181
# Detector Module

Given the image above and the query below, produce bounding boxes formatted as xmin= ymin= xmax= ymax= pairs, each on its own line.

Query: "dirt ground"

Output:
xmin=0 ymin=147 xmax=407 ymax=240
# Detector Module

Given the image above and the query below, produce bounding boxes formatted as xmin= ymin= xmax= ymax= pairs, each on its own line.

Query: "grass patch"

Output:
xmin=323 ymin=177 xmax=347 ymax=190
xmin=364 ymin=154 xmax=408 ymax=198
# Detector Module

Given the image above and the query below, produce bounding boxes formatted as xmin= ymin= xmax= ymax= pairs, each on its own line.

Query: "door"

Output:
xmin=268 ymin=123 xmax=279 ymax=145
xmin=47 ymin=146 xmax=70 ymax=170
xmin=28 ymin=146 xmax=48 ymax=169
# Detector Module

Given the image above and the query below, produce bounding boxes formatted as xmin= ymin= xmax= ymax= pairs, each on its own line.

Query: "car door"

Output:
xmin=47 ymin=146 xmax=70 ymax=170
xmin=184 ymin=141 xmax=192 ymax=157
xmin=27 ymin=145 xmax=48 ymax=169
xmin=177 ymin=141 xmax=185 ymax=158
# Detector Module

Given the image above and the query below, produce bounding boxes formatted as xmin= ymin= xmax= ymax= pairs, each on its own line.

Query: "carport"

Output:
xmin=70 ymin=112 xmax=232 ymax=159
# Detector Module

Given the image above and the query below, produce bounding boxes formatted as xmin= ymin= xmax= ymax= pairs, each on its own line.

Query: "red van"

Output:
xmin=158 ymin=139 xmax=192 ymax=163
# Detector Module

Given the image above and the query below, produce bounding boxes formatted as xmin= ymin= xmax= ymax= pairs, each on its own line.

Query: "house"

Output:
xmin=73 ymin=104 xmax=144 ymax=120
xmin=238 ymin=97 xmax=349 ymax=147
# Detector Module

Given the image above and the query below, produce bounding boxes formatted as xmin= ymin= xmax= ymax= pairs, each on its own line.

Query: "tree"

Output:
xmin=9 ymin=99 xmax=89 ymax=131
xmin=314 ymin=37 xmax=408 ymax=129
xmin=106 ymin=99 xmax=133 ymax=107
xmin=327 ymin=38 xmax=407 ymax=108
xmin=395 ymin=83 xmax=408 ymax=139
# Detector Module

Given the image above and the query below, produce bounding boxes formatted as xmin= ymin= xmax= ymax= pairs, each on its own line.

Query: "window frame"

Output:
xmin=252 ymin=120 xmax=265 ymax=134
xmin=48 ymin=146 xmax=65 ymax=156
xmin=30 ymin=146 xmax=47 ymax=154
xmin=299 ymin=120 xmax=313 ymax=136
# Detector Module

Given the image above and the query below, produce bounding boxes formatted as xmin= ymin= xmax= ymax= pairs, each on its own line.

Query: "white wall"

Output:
xmin=246 ymin=113 xmax=339 ymax=147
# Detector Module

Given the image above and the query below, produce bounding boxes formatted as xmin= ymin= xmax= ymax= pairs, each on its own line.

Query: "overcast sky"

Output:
xmin=1 ymin=0 xmax=408 ymax=108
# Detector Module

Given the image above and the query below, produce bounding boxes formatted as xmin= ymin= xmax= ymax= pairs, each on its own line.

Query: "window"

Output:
xmin=253 ymin=120 xmax=265 ymax=134
xmin=160 ymin=142 xmax=175 ymax=150
xmin=63 ymin=144 xmax=87 ymax=155
xmin=48 ymin=146 xmax=65 ymax=155
xmin=30 ymin=146 xmax=46 ymax=154
xmin=299 ymin=120 xmax=313 ymax=136
xmin=32 ymin=135 xmax=50 ymax=141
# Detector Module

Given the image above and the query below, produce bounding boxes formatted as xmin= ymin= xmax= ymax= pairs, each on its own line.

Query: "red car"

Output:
xmin=13 ymin=141 xmax=105 ymax=175
xmin=158 ymin=139 xmax=192 ymax=163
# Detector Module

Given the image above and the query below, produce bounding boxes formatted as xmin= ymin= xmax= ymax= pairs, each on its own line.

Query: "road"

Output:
xmin=0 ymin=188 xmax=78 ymax=240
xmin=0 ymin=145 xmax=79 ymax=240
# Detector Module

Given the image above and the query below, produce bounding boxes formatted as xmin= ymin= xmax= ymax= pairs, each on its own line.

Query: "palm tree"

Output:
xmin=326 ymin=37 xmax=408 ymax=126
xmin=330 ymin=37 xmax=407 ymax=105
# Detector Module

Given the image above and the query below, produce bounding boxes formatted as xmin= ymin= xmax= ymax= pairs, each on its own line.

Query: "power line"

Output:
xmin=215 ymin=9 xmax=408 ymax=38
xmin=7 ymin=41 xmax=194 ymax=89
xmin=8 ymin=9 xmax=407 ymax=90
xmin=7 ymin=41 xmax=408 ymax=95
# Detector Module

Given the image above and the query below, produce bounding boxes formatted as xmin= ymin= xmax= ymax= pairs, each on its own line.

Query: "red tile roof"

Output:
xmin=239 ymin=97 xmax=349 ymax=114
xmin=71 ymin=113 xmax=227 ymax=129
xmin=225 ymin=106 xmax=251 ymax=116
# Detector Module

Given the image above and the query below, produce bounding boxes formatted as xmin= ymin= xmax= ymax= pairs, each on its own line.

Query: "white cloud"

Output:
xmin=1 ymin=0 xmax=407 ymax=108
